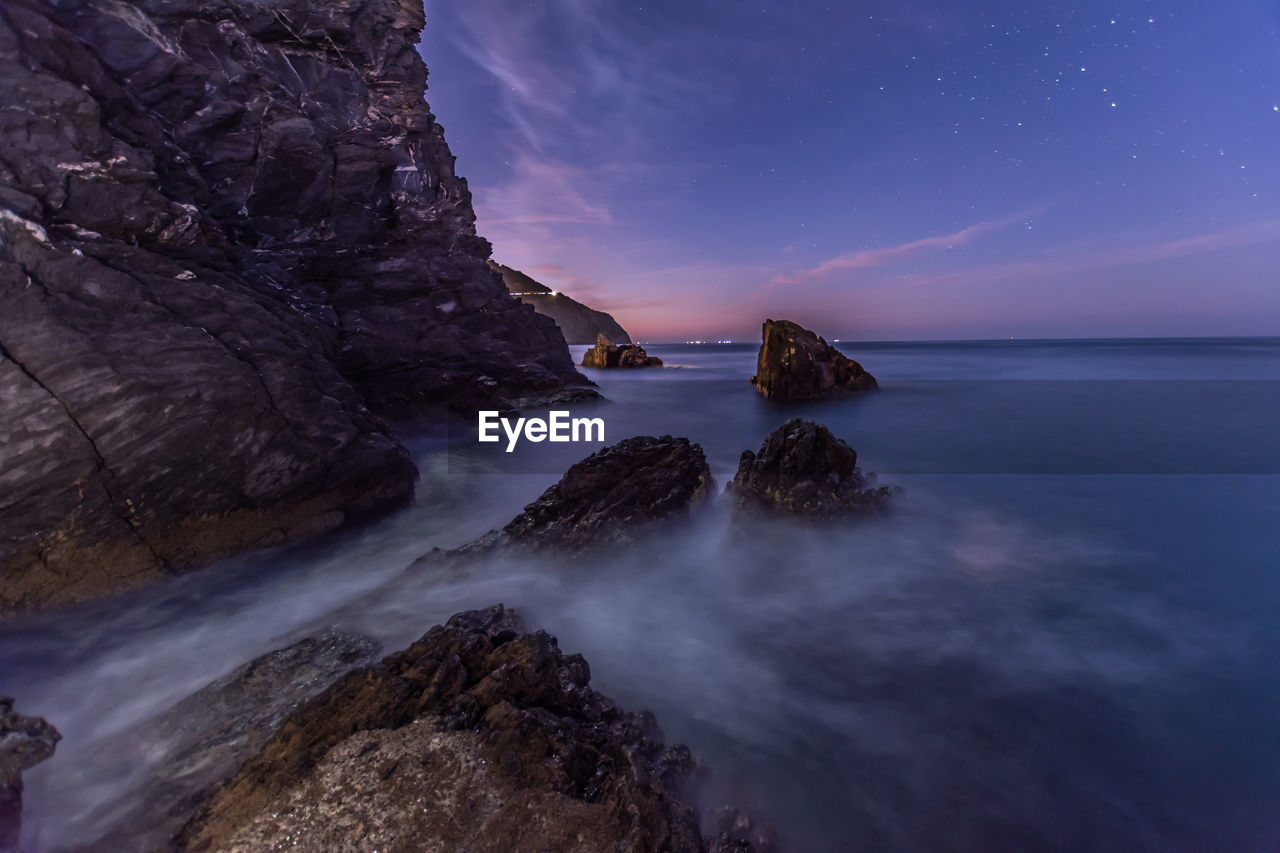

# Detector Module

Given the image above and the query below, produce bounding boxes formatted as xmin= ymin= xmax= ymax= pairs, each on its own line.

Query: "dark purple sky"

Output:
xmin=422 ymin=1 xmax=1280 ymax=342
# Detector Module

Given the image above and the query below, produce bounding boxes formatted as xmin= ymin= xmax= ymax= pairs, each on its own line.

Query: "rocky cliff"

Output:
xmin=0 ymin=0 xmax=590 ymax=610
xmin=489 ymin=261 xmax=632 ymax=345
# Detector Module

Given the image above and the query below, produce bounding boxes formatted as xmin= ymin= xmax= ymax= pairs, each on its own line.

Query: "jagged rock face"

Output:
xmin=0 ymin=0 xmax=589 ymax=609
xmin=727 ymin=419 xmax=890 ymax=517
xmin=0 ymin=698 xmax=60 ymax=849
xmin=501 ymin=436 xmax=711 ymax=549
xmin=582 ymin=333 xmax=664 ymax=368
xmin=490 ymin=261 xmax=633 ymax=345
xmin=177 ymin=606 xmax=764 ymax=852
xmin=72 ymin=632 xmax=380 ymax=851
xmin=750 ymin=320 xmax=876 ymax=401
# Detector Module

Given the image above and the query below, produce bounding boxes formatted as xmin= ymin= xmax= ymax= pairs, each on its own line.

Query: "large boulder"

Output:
xmin=500 ymin=436 xmax=712 ymax=549
xmin=177 ymin=605 xmax=774 ymax=852
xmin=582 ymin=334 xmax=664 ymax=369
xmin=0 ymin=0 xmax=593 ymax=610
xmin=750 ymin=320 xmax=876 ymax=401
xmin=727 ymin=419 xmax=890 ymax=517
xmin=0 ymin=698 xmax=60 ymax=849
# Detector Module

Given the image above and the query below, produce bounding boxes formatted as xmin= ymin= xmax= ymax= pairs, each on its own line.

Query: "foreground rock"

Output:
xmin=750 ymin=320 xmax=876 ymax=401
xmin=73 ymin=633 xmax=380 ymax=851
xmin=178 ymin=606 xmax=774 ymax=852
xmin=0 ymin=0 xmax=591 ymax=610
xmin=0 ymin=698 xmax=60 ymax=849
xmin=491 ymin=261 xmax=633 ymax=345
xmin=582 ymin=334 xmax=664 ymax=368
xmin=727 ymin=420 xmax=890 ymax=517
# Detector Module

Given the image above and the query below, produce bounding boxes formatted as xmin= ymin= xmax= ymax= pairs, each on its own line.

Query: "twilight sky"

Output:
xmin=421 ymin=0 xmax=1280 ymax=342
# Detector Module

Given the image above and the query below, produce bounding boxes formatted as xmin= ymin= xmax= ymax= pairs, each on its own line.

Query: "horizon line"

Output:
xmin=611 ymin=333 xmax=1280 ymax=346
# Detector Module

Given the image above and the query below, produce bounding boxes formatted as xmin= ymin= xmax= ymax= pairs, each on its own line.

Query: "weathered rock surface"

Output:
xmin=178 ymin=605 xmax=773 ymax=852
xmin=491 ymin=261 xmax=633 ymax=345
xmin=0 ymin=0 xmax=591 ymax=610
xmin=72 ymin=632 xmax=380 ymax=852
xmin=727 ymin=419 xmax=890 ymax=517
xmin=499 ymin=435 xmax=712 ymax=550
xmin=582 ymin=334 xmax=664 ymax=369
xmin=0 ymin=698 xmax=60 ymax=850
xmin=413 ymin=435 xmax=712 ymax=568
xmin=749 ymin=320 xmax=876 ymax=401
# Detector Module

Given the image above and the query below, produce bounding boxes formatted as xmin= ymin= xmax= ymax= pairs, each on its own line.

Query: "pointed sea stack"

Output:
xmin=750 ymin=319 xmax=876 ymax=401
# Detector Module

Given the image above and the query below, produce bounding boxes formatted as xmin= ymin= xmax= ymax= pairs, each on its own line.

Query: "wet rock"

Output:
xmin=491 ymin=261 xmax=633 ymax=345
xmin=409 ymin=436 xmax=712 ymax=574
xmin=72 ymin=632 xmax=380 ymax=851
xmin=727 ymin=419 xmax=891 ymax=517
xmin=582 ymin=334 xmax=664 ymax=368
xmin=749 ymin=320 xmax=876 ymax=401
xmin=0 ymin=0 xmax=592 ymax=610
xmin=501 ymin=435 xmax=712 ymax=549
xmin=178 ymin=605 xmax=768 ymax=852
xmin=0 ymin=698 xmax=60 ymax=850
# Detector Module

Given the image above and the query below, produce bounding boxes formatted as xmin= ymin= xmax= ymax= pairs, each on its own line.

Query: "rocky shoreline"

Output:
xmin=0 ymin=0 xmax=893 ymax=849
xmin=12 ymin=419 xmax=888 ymax=850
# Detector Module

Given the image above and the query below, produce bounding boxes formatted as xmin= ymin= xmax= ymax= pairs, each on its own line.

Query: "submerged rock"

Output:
xmin=178 ymin=605 xmax=773 ymax=852
xmin=582 ymin=334 xmax=664 ymax=369
xmin=0 ymin=698 xmax=60 ymax=849
xmin=727 ymin=419 xmax=890 ymax=517
xmin=0 ymin=0 xmax=592 ymax=611
xmin=750 ymin=320 xmax=876 ymax=401
xmin=73 ymin=632 xmax=380 ymax=851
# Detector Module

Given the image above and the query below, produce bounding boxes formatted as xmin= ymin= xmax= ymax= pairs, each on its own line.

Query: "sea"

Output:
xmin=4 ymin=337 xmax=1279 ymax=851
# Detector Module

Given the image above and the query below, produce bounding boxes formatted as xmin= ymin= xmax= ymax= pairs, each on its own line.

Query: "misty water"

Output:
xmin=5 ymin=338 xmax=1280 ymax=850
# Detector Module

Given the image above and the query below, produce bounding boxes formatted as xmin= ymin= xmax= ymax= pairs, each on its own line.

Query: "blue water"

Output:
xmin=5 ymin=337 xmax=1280 ymax=850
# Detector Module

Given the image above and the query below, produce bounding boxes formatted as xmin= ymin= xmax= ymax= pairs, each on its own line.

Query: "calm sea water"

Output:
xmin=4 ymin=337 xmax=1280 ymax=850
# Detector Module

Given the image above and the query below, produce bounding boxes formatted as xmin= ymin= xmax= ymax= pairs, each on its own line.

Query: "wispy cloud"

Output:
xmin=773 ymin=211 xmax=1030 ymax=284
xmin=476 ymin=155 xmax=613 ymax=227
xmin=902 ymin=217 xmax=1280 ymax=289
xmin=440 ymin=1 xmax=730 ymax=247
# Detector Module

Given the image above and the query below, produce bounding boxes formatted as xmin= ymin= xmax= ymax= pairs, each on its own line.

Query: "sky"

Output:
xmin=421 ymin=0 xmax=1280 ymax=342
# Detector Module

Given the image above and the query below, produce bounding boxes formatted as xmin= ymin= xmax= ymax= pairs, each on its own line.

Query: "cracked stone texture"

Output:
xmin=0 ymin=0 xmax=590 ymax=610
xmin=177 ymin=605 xmax=773 ymax=853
